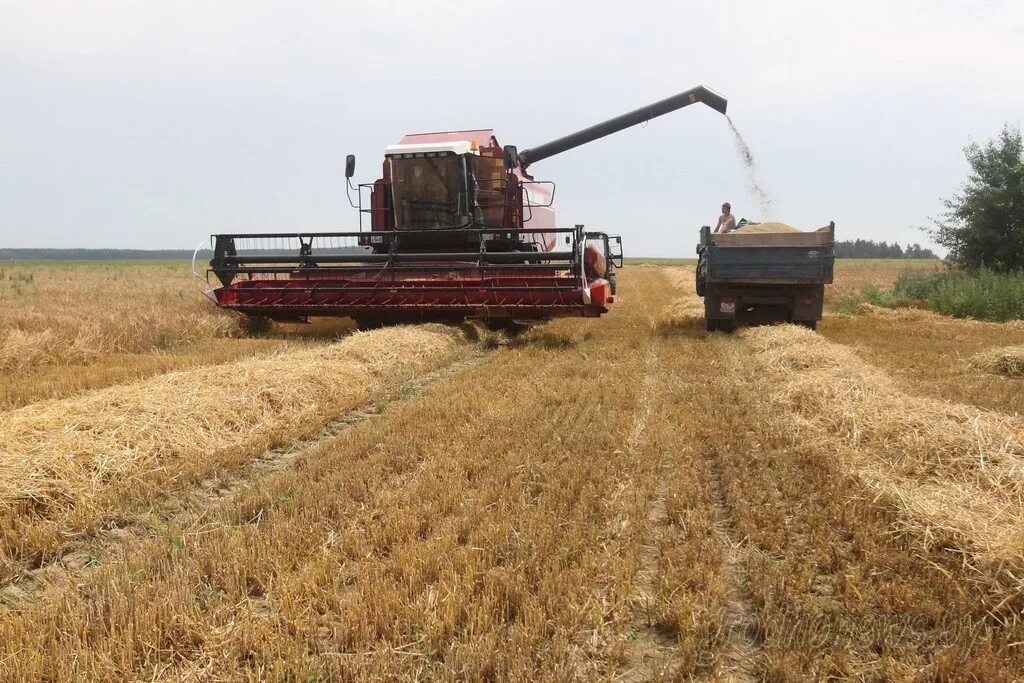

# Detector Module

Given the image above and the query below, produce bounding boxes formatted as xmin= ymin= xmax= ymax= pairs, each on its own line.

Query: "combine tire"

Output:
xmin=486 ymin=319 xmax=529 ymax=336
xmin=242 ymin=314 xmax=273 ymax=336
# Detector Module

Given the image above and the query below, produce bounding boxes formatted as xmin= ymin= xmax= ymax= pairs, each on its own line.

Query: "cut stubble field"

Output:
xmin=0 ymin=259 xmax=1022 ymax=679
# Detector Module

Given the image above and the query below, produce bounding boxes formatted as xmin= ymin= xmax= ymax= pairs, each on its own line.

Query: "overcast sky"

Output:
xmin=2 ymin=0 xmax=1022 ymax=256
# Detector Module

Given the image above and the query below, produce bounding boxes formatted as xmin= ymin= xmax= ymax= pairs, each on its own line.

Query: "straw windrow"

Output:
xmin=0 ymin=325 xmax=464 ymax=514
xmin=738 ymin=324 xmax=1024 ymax=562
xmin=658 ymin=267 xmax=706 ymax=324
xmin=971 ymin=345 xmax=1024 ymax=377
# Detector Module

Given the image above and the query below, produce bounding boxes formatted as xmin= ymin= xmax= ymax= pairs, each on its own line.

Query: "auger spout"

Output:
xmin=517 ymin=85 xmax=727 ymax=171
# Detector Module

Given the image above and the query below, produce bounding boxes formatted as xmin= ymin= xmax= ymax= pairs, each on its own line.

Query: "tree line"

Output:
xmin=833 ymin=240 xmax=938 ymax=259
xmin=0 ymin=248 xmax=208 ymax=261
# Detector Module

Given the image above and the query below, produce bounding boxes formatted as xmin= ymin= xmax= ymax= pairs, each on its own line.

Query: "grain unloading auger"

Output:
xmin=204 ymin=85 xmax=727 ymax=328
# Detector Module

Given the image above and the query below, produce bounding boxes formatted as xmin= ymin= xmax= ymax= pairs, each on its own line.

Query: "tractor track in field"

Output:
xmin=0 ymin=350 xmax=486 ymax=610
xmin=659 ymin=262 xmax=762 ymax=678
xmin=620 ymin=475 xmax=675 ymax=682
xmin=616 ymin=347 xmax=681 ymax=682
xmin=706 ymin=443 xmax=762 ymax=682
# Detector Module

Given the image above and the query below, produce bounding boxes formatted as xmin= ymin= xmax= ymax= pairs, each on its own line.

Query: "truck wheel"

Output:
xmin=695 ymin=272 xmax=705 ymax=297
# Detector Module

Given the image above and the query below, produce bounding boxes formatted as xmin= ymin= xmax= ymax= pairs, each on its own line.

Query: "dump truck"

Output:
xmin=202 ymin=85 xmax=728 ymax=329
xmin=696 ymin=221 xmax=835 ymax=331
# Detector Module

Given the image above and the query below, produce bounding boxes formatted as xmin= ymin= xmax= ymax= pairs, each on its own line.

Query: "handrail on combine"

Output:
xmin=191 ymin=241 xmax=217 ymax=302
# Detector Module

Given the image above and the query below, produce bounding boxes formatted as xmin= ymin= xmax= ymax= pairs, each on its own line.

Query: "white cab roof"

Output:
xmin=384 ymin=141 xmax=475 ymax=156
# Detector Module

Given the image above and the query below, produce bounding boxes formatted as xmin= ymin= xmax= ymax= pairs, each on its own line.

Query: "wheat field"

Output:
xmin=0 ymin=260 xmax=1021 ymax=679
xmin=0 ymin=263 xmax=361 ymax=409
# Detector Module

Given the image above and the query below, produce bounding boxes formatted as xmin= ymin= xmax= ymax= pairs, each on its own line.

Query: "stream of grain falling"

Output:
xmin=726 ymin=116 xmax=774 ymax=217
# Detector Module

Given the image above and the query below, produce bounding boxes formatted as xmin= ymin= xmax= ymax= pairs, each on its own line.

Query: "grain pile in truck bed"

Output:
xmin=732 ymin=221 xmax=801 ymax=234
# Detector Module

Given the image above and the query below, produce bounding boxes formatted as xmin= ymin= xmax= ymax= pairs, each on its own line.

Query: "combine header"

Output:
xmin=203 ymin=85 xmax=728 ymax=328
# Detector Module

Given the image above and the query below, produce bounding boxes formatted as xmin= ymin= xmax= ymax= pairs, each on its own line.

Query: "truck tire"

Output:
xmin=695 ymin=271 xmax=705 ymax=297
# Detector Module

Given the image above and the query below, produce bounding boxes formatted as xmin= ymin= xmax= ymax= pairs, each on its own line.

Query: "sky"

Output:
xmin=1 ymin=0 xmax=1022 ymax=256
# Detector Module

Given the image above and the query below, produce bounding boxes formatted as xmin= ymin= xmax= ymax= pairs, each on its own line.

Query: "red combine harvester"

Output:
xmin=203 ymin=85 xmax=728 ymax=329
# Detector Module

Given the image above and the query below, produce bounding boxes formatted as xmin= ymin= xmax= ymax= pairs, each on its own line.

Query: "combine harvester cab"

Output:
xmin=203 ymin=85 xmax=727 ymax=328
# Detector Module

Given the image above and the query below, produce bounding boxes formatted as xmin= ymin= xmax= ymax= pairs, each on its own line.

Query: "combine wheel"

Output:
xmin=486 ymin=319 xmax=529 ymax=336
xmin=354 ymin=316 xmax=392 ymax=331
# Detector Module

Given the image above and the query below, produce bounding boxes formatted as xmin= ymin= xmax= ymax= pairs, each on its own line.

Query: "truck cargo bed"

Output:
xmin=700 ymin=223 xmax=834 ymax=285
xmin=696 ymin=222 xmax=836 ymax=331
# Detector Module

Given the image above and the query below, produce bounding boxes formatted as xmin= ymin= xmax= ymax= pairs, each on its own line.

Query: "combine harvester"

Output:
xmin=202 ymin=85 xmax=728 ymax=329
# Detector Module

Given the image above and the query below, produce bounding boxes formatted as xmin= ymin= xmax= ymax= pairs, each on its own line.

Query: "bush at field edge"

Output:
xmin=859 ymin=269 xmax=1024 ymax=322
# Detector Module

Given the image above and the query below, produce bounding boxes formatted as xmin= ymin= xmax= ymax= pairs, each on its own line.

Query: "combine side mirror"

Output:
xmin=502 ymin=145 xmax=518 ymax=170
xmin=344 ymin=154 xmax=356 ymax=179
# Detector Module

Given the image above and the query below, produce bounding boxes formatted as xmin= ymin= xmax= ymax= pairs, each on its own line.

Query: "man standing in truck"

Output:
xmin=714 ymin=202 xmax=736 ymax=233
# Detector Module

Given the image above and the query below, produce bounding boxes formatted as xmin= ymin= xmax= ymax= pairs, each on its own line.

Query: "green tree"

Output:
xmin=931 ymin=125 xmax=1024 ymax=271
